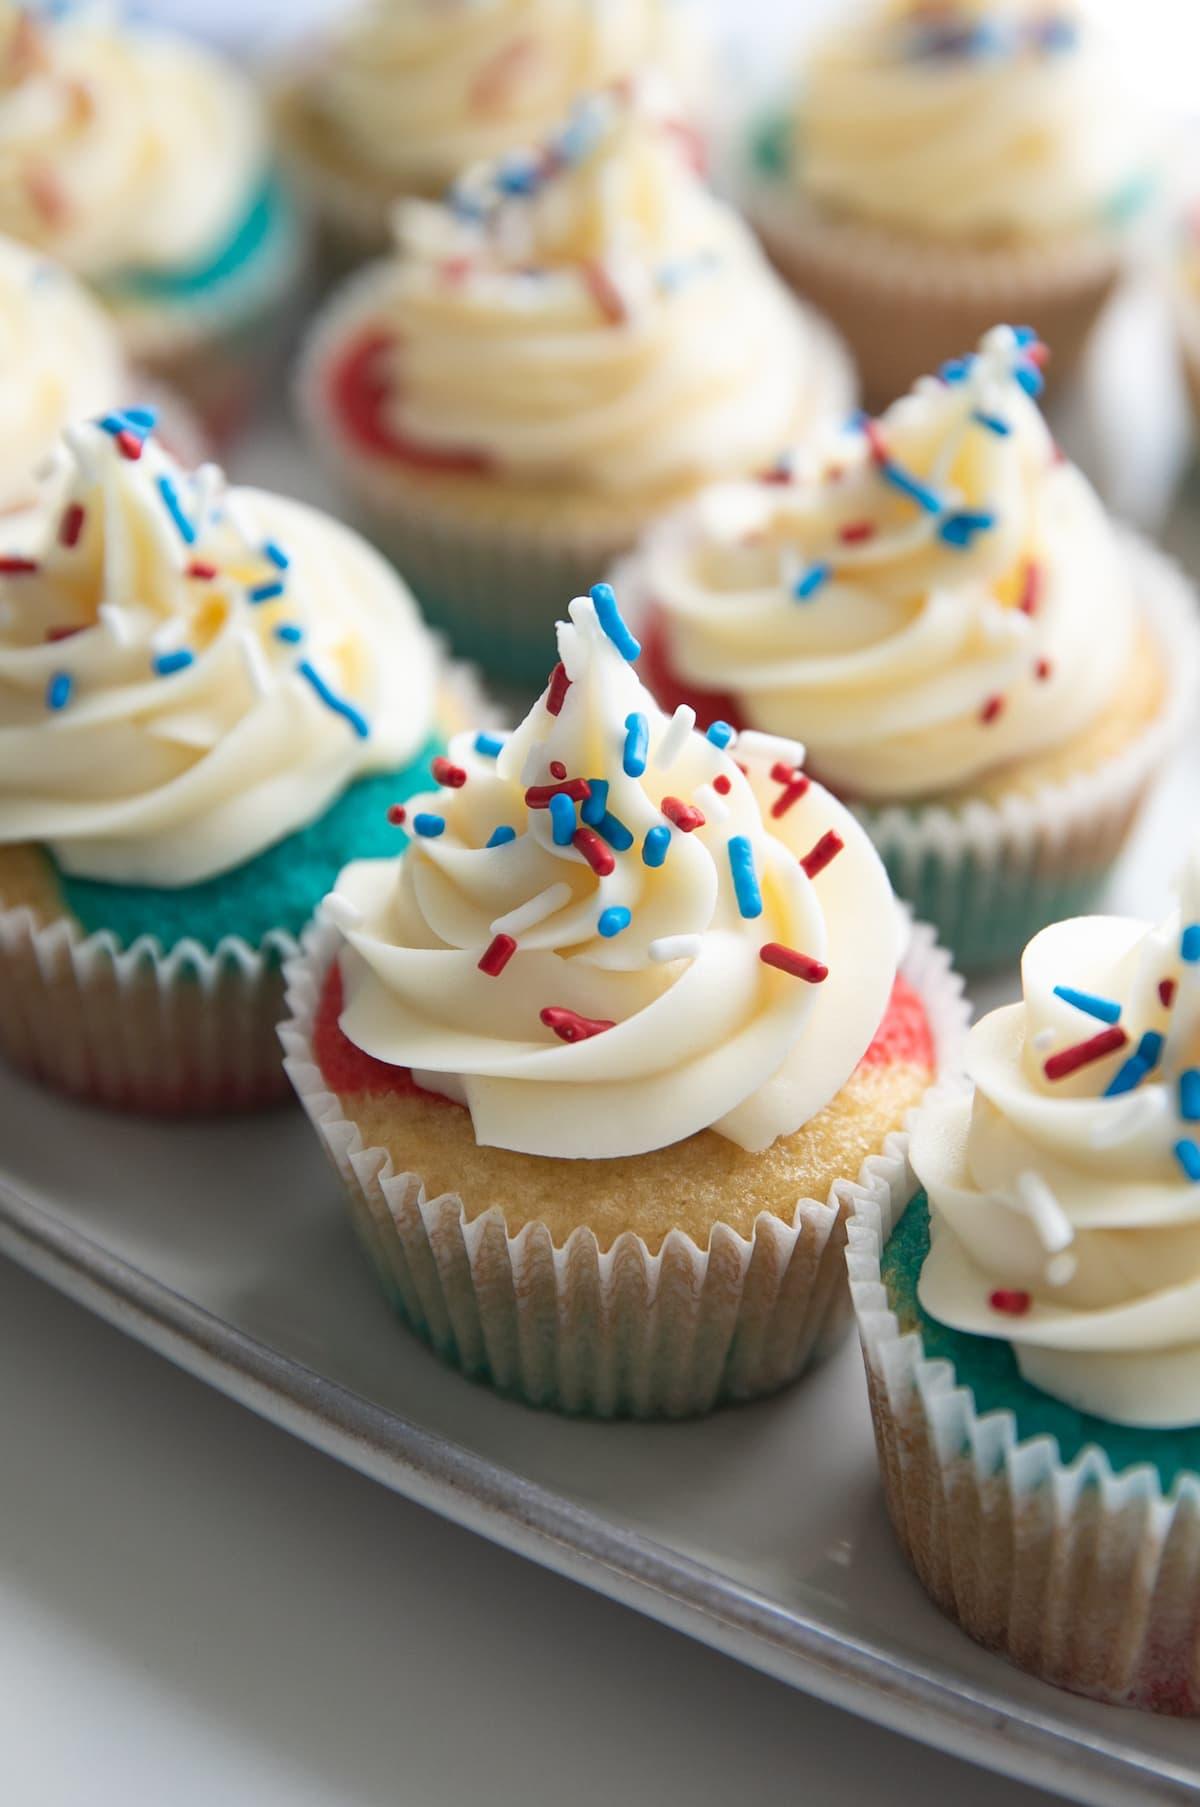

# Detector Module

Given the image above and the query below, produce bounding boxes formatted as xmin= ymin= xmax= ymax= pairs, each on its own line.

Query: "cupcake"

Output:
xmin=0 ymin=414 xmax=466 ymax=1114
xmin=621 ymin=326 xmax=1196 ymax=971
xmin=743 ymin=0 xmax=1154 ymax=409
xmin=274 ymin=0 xmax=707 ymax=269
xmin=299 ymin=79 xmax=855 ymax=686
xmin=850 ymin=857 xmax=1200 ymax=1712
xmin=0 ymin=3 xmax=303 ymax=442
xmin=281 ymin=581 xmax=966 ymax=1418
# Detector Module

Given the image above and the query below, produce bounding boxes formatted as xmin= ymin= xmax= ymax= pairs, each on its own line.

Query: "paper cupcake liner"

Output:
xmin=745 ymin=180 xmax=1123 ymax=410
xmin=848 ymin=1164 xmax=1200 ymax=1713
xmin=857 ymin=534 xmax=1197 ymax=971
xmin=279 ymin=915 xmax=969 ymax=1420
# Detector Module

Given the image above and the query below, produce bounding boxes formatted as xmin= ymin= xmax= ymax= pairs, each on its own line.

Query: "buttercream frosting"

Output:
xmin=0 ymin=233 xmax=125 ymax=514
xmin=0 ymin=3 xmax=268 ymax=278
xmin=0 ymin=415 xmax=436 ymax=888
xmin=913 ymin=852 xmax=1200 ymax=1430
xmin=644 ymin=325 xmax=1135 ymax=803
xmin=299 ymin=0 xmax=703 ymax=195
xmin=330 ymin=583 xmax=900 ymax=1161
xmin=797 ymin=0 xmax=1148 ymax=242
xmin=312 ymin=79 xmax=845 ymax=498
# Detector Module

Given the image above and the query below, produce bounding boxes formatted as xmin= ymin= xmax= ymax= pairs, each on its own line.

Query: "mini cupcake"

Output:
xmin=274 ymin=0 xmax=707 ymax=268
xmin=621 ymin=327 xmax=1196 ymax=971
xmin=299 ymin=79 xmax=854 ymax=686
xmin=0 ymin=3 xmax=303 ymax=442
xmin=743 ymin=0 xmax=1154 ymax=408
xmin=281 ymin=582 xmax=966 ymax=1418
xmin=850 ymin=856 xmax=1200 ymax=1713
xmin=0 ymin=414 xmax=466 ymax=1114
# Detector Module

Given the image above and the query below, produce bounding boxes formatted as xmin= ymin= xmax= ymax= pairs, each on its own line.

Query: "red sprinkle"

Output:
xmin=1035 ymin=657 xmax=1053 ymax=682
xmin=437 ymin=255 xmax=473 ymax=286
xmin=661 ymin=796 xmax=706 ymax=833
xmin=989 ymin=1290 xmax=1032 ymax=1317
xmin=772 ymin=778 xmax=810 ymax=819
xmin=431 ymin=757 xmax=467 ymax=789
xmin=540 ymin=1006 xmax=615 ymax=1044
xmin=800 ymin=830 xmax=844 ymax=880
xmin=26 ymin=165 xmax=66 ymax=225
xmin=1160 ymin=978 xmax=1178 ymax=1009
xmin=980 ymin=694 xmax=1005 ymax=725
xmin=45 ymin=624 xmax=82 ymax=642
xmin=469 ymin=33 xmax=535 ymax=112
xmin=1019 ymin=562 xmax=1044 ymax=616
xmin=838 ymin=519 xmax=876 ymax=545
xmin=0 ymin=555 xmax=37 ymax=574
xmin=770 ymin=760 xmax=801 ymax=784
xmin=549 ymin=760 xmax=567 ymax=780
xmin=115 ymin=428 xmax=143 ymax=462
xmin=713 ymin=774 xmax=731 ymax=795
xmin=1025 ymin=341 xmax=1049 ymax=369
xmin=526 ymin=777 xmax=591 ymax=809
xmin=1044 ymin=1026 xmax=1127 ymax=1083
xmin=187 ymin=560 xmax=217 ymax=580
xmin=545 ymin=661 xmax=571 ymax=716
xmin=863 ymin=419 xmax=889 ymax=466
xmin=758 ymin=465 xmax=792 ymax=486
xmin=582 ymin=259 xmax=627 ymax=325
xmin=386 ymin=804 xmax=407 ymax=826
xmin=760 ymin=943 xmax=829 ymax=984
xmin=479 ymin=933 xmax=517 ymax=977
xmin=58 ymin=502 xmax=85 ymax=548
xmin=572 ymin=826 xmax=615 ymax=875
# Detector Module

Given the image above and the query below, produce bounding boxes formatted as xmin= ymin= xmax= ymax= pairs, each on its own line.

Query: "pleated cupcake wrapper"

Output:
xmin=848 ymin=1146 xmax=1200 ymax=1715
xmin=279 ymin=915 xmax=969 ymax=1420
xmin=744 ymin=179 xmax=1123 ymax=411
xmin=0 ymin=657 xmax=496 ymax=1116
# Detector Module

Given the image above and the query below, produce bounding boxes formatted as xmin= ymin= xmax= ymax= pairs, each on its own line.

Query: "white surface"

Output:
xmin=0 ymin=1257 xmax=1073 ymax=1807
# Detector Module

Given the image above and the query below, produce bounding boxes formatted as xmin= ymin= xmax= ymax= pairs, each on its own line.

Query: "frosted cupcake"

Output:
xmin=851 ymin=857 xmax=1200 ymax=1712
xmin=744 ymin=0 xmax=1154 ymax=408
xmin=274 ymin=0 xmax=707 ymax=267
xmin=300 ymin=79 xmax=854 ymax=686
xmin=622 ymin=327 xmax=1195 ymax=970
xmin=0 ymin=415 xmax=461 ymax=1114
xmin=0 ymin=2 xmax=302 ymax=441
xmin=281 ymin=582 xmax=965 ymax=1418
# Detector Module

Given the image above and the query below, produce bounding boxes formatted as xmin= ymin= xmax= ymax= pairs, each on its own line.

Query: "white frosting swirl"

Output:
xmin=0 ymin=3 xmax=267 ymax=276
xmin=302 ymin=0 xmax=703 ymax=194
xmin=0 ymin=234 xmax=125 ymax=514
xmin=644 ymin=326 xmax=1134 ymax=802
xmin=0 ymin=417 xmax=436 ymax=887
xmin=798 ymin=0 xmax=1147 ymax=241
xmin=311 ymin=81 xmax=846 ymax=499
xmin=332 ymin=587 xmax=899 ymax=1160
xmin=912 ymin=852 xmax=1200 ymax=1429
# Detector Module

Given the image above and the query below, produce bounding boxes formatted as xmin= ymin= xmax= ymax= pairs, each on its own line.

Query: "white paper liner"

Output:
xmin=279 ymin=914 xmax=969 ymax=1419
xmin=0 ymin=655 xmax=496 ymax=1116
xmin=847 ymin=1104 xmax=1200 ymax=1713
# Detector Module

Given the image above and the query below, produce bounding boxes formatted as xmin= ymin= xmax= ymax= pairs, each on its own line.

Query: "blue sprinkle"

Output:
xmin=1013 ymin=326 xmax=1039 ymax=346
xmin=598 ymin=906 xmax=632 ymax=939
xmin=486 ymin=825 xmax=516 ymax=847
xmin=706 ymin=720 xmax=735 ymax=750
xmin=1181 ymin=1070 xmax=1200 ymax=1123
xmin=1053 ymin=986 xmax=1121 ymax=1026
xmin=642 ymin=825 xmax=671 ymax=868
xmin=474 ymin=732 xmax=505 ymax=758
xmin=940 ymin=358 xmax=974 ymax=384
xmin=727 ymin=835 xmax=762 ymax=919
xmin=590 ymin=582 xmax=640 ymax=661
xmin=549 ymin=792 xmax=577 ymax=846
xmin=940 ymin=511 xmax=996 ymax=549
xmin=496 ymin=156 xmax=538 ymax=195
xmin=1138 ymin=1031 xmax=1165 ymax=1069
xmin=152 ymin=648 xmax=195 ymax=676
xmin=46 ymin=670 xmax=72 ymax=710
xmin=1039 ymin=18 xmax=1078 ymax=51
xmin=248 ymin=579 xmax=286 ymax=604
xmin=156 ymin=475 xmax=196 ymax=545
xmin=793 ymin=562 xmax=831 ymax=602
xmin=580 ymin=778 xmax=609 ymax=828
xmin=1176 ymin=1138 xmax=1200 ymax=1182
xmin=297 ymin=659 xmax=369 ymax=739
xmin=972 ymin=410 xmax=1011 ymax=437
xmin=123 ymin=406 xmax=157 ymax=431
xmin=98 ymin=412 xmax=129 ymax=436
xmin=595 ymin=810 xmax=634 ymax=853
xmin=1015 ymin=363 xmax=1045 ymax=399
xmin=263 ymin=541 xmax=290 ymax=570
xmin=274 ymin=623 xmax=304 ymax=644
xmin=623 ymin=712 xmax=649 ymax=777
xmin=412 ymin=813 xmax=446 ymax=838
xmin=880 ymin=461 xmax=942 ymax=514
xmin=1183 ymin=925 xmax=1200 ymax=963
xmin=1104 ymin=1057 xmax=1148 ymax=1098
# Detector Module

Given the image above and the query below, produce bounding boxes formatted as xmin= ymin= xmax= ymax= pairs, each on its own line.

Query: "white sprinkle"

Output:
xmin=99 ymin=603 xmax=133 ymax=645
xmin=150 ymin=616 xmax=187 ymax=653
xmin=654 ymin=704 xmax=695 ymax=770
xmin=737 ymin=729 xmax=807 ymax=771
xmin=491 ymin=882 xmax=572 ymax=939
xmin=693 ymin=783 xmax=729 ymax=824
xmin=321 ymin=893 xmax=362 ymax=932
xmin=236 ymin=627 xmax=272 ymax=698
xmin=1032 ymin=1028 xmax=1057 ymax=1052
xmin=649 ymin=934 xmax=703 ymax=964
xmin=1046 ymin=1253 xmax=1078 ymax=1288
xmin=1014 ymin=1171 xmax=1073 ymax=1253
